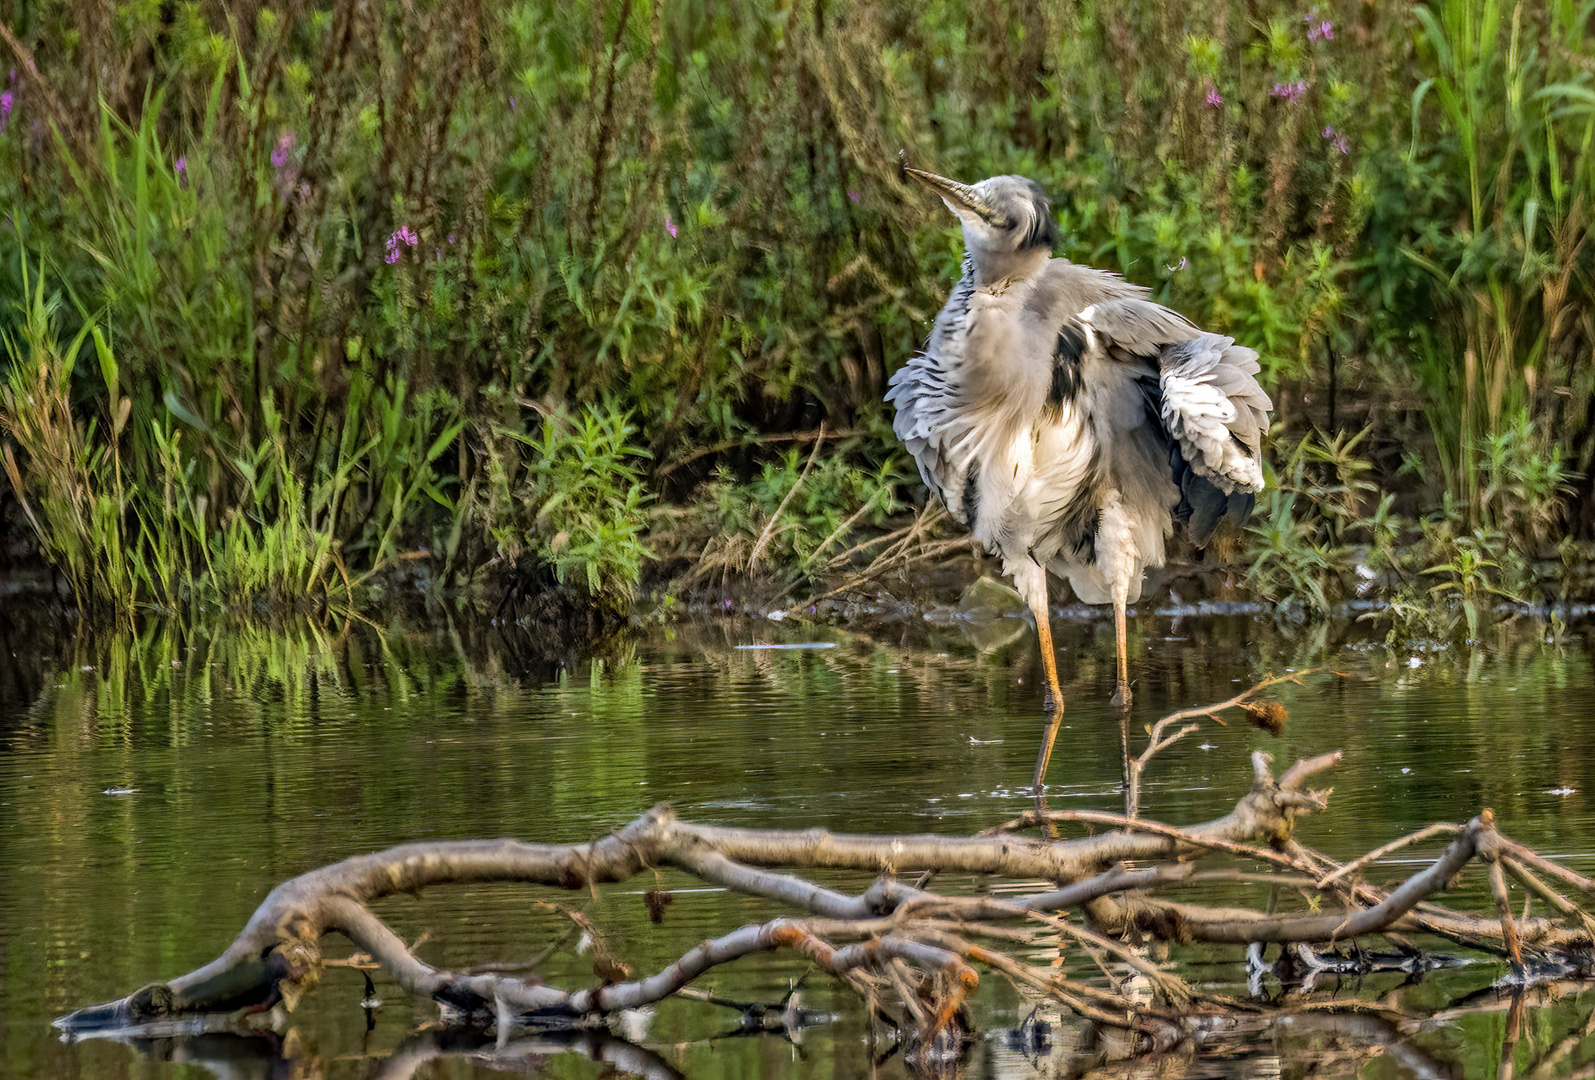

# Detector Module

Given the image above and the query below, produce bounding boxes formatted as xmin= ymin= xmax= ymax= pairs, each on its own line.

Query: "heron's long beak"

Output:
xmin=904 ymin=168 xmax=1004 ymax=226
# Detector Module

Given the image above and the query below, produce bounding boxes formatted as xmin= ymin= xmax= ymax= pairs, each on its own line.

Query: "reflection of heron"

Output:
xmin=887 ymin=168 xmax=1271 ymax=787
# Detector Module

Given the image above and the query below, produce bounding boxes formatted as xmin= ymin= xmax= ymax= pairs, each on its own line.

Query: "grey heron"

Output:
xmin=886 ymin=168 xmax=1271 ymax=788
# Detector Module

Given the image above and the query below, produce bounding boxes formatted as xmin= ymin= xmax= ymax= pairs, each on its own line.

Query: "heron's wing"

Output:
xmin=886 ymin=265 xmax=978 ymax=520
xmin=1146 ymin=335 xmax=1271 ymax=544
xmin=1021 ymin=260 xmax=1150 ymax=326
xmin=886 ymin=349 xmax=966 ymax=514
xmin=1053 ymin=299 xmax=1271 ymax=547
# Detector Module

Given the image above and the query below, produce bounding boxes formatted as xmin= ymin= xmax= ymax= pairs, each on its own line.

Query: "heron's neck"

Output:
xmin=971 ymin=247 xmax=1051 ymax=291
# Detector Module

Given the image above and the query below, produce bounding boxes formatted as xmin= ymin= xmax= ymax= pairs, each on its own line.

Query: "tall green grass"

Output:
xmin=1388 ymin=0 xmax=1595 ymax=519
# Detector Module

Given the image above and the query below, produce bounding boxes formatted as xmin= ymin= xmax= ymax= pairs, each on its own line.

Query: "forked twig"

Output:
xmin=1128 ymin=669 xmax=1338 ymax=817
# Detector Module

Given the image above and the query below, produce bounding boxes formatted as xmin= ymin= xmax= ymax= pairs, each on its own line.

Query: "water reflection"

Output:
xmin=74 ymin=1027 xmax=692 ymax=1080
xmin=2 ymin=610 xmax=1594 ymax=1079
xmin=56 ymin=984 xmax=1595 ymax=1080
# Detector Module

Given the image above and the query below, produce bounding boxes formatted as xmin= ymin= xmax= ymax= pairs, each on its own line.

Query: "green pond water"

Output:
xmin=2 ymin=608 xmax=1595 ymax=1078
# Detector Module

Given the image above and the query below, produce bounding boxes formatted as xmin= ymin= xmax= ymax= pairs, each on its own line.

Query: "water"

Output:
xmin=3 ymin=610 xmax=1595 ymax=1078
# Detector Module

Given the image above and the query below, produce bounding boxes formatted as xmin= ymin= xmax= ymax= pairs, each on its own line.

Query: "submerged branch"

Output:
xmin=54 ymin=750 xmax=1595 ymax=1062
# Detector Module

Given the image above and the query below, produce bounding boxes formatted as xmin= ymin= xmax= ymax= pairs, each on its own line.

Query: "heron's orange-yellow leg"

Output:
xmin=1112 ymin=596 xmax=1136 ymax=815
xmin=1032 ymin=595 xmax=1066 ymax=789
xmin=1111 ymin=598 xmax=1132 ymax=710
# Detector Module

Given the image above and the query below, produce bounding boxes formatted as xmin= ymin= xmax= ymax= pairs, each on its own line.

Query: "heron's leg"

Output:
xmin=1110 ymin=598 xmax=1132 ymax=709
xmin=1111 ymin=596 xmax=1135 ymax=815
xmin=1032 ymin=591 xmax=1067 ymax=790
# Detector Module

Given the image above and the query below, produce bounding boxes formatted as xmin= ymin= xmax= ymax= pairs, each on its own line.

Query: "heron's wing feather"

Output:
xmin=886 ymin=264 xmax=984 ymax=523
xmin=1056 ymin=301 xmax=1272 ymax=549
xmin=1077 ymin=297 xmax=1202 ymax=354
xmin=1157 ymin=337 xmax=1270 ymax=488
xmin=1147 ymin=336 xmax=1271 ymax=544
xmin=887 ymin=353 xmax=963 ymax=513
xmin=1021 ymin=261 xmax=1150 ymax=325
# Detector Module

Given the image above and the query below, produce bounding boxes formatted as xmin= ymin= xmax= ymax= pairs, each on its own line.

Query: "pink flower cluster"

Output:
xmin=1322 ymin=125 xmax=1350 ymax=154
xmin=1306 ymin=16 xmax=1334 ymax=41
xmin=270 ymin=129 xmax=303 ymax=202
xmin=1271 ymin=80 xmax=1308 ymax=101
xmin=385 ymin=225 xmax=419 ymax=264
xmin=271 ymin=130 xmax=295 ymax=170
xmin=1204 ymin=81 xmax=1223 ymax=109
xmin=1 ymin=69 xmax=15 ymax=136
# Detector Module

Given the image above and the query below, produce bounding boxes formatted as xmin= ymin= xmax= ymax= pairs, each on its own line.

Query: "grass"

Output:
xmin=0 ymin=0 xmax=1592 ymax=632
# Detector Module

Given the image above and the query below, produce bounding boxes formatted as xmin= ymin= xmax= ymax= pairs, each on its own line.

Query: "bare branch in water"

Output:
xmin=54 ymin=751 xmax=1595 ymax=1064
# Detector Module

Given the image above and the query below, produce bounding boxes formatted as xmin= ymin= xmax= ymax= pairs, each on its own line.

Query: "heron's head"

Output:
xmin=905 ymin=168 xmax=1059 ymax=274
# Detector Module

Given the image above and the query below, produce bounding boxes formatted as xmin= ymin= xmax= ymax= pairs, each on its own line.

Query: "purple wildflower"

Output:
xmin=508 ymin=96 xmax=517 ymax=111
xmin=847 ymin=189 xmax=860 ymax=204
xmin=1308 ymin=18 xmax=1334 ymax=42
xmin=175 ymin=155 xmax=188 ymax=190
xmin=1270 ymin=80 xmax=1308 ymax=102
xmin=1322 ymin=126 xmax=1351 ymax=154
xmin=664 ymin=213 xmax=677 ymax=239
xmin=271 ymin=130 xmax=295 ymax=170
xmin=447 ymin=231 xmax=456 ymax=244
xmin=0 ymin=89 xmax=12 ymax=135
xmin=1204 ymin=82 xmax=1223 ymax=109
xmin=385 ymin=225 xmax=419 ymax=264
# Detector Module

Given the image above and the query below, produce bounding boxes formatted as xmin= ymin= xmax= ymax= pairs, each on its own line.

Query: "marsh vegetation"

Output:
xmin=0 ymin=0 xmax=1590 ymax=635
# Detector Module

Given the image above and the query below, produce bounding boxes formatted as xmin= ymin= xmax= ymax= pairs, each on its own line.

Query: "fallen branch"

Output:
xmin=54 ymin=750 xmax=1595 ymax=1066
xmin=1315 ymin=822 xmax=1461 ymax=887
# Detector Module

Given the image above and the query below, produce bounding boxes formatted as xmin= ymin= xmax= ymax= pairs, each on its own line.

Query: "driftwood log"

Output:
xmin=56 ymin=745 xmax=1595 ymax=1069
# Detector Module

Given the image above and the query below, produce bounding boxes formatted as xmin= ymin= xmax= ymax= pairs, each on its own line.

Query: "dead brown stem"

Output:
xmin=1127 ymin=670 xmax=1328 ymax=815
xmin=1503 ymin=855 xmax=1580 ymax=917
xmin=748 ymin=422 xmax=825 ymax=570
